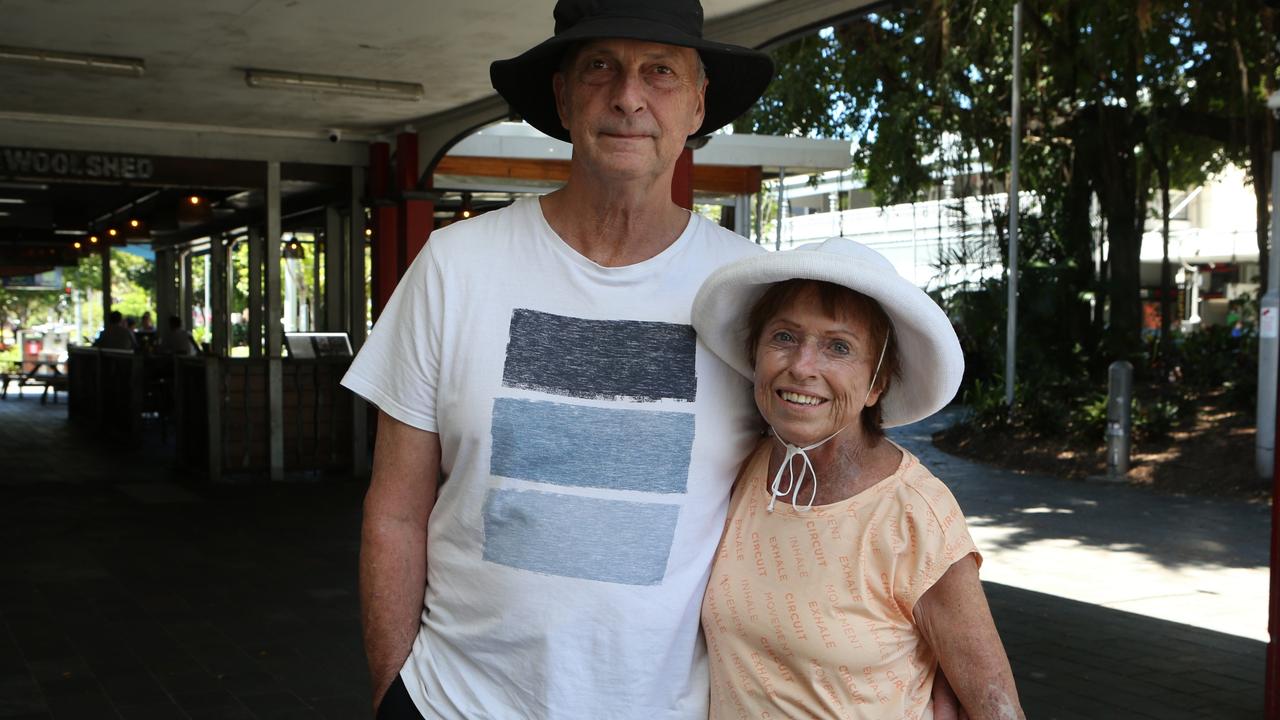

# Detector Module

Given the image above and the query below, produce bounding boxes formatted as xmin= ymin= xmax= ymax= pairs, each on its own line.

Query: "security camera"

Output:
xmin=326 ymin=129 xmax=342 ymax=143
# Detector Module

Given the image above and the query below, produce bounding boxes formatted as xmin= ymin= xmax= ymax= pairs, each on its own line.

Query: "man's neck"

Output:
xmin=540 ymin=170 xmax=690 ymax=267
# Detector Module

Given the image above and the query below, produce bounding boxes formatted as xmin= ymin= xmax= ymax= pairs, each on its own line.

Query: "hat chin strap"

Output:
xmin=765 ymin=330 xmax=890 ymax=513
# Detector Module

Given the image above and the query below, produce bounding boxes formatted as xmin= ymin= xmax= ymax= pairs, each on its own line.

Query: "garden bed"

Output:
xmin=933 ymin=388 xmax=1271 ymax=503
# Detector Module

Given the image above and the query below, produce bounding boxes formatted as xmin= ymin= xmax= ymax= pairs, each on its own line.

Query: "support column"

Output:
xmin=311 ymin=223 xmax=322 ymax=332
xmin=349 ymin=166 xmax=368 ymax=349
xmin=397 ymin=132 xmax=433 ymax=270
xmin=754 ymin=188 xmax=763 ymax=245
xmin=671 ymin=146 xmax=694 ymax=210
xmin=155 ymin=250 xmax=174 ymax=327
xmin=266 ymin=161 xmax=284 ymax=482
xmin=180 ymin=250 xmax=193 ymax=333
xmin=348 ymin=165 xmax=369 ymax=478
xmin=369 ymin=142 xmax=400 ymax=318
xmin=775 ymin=167 xmax=786 ymax=251
xmin=324 ymin=206 xmax=345 ymax=332
xmin=100 ymin=247 xmax=112 ymax=324
xmin=733 ymin=194 xmax=750 ymax=237
xmin=210 ymin=235 xmax=228 ymax=356
xmin=248 ymin=227 xmax=264 ymax=358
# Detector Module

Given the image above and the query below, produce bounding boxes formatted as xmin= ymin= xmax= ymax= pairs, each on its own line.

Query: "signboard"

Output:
xmin=2 ymin=269 xmax=63 ymax=290
xmin=1262 ymin=306 xmax=1278 ymax=339
xmin=285 ymin=332 xmax=353 ymax=359
xmin=0 ymin=245 xmax=80 ymax=268
xmin=0 ymin=146 xmax=348 ymax=188
xmin=1 ymin=147 xmax=154 ymax=181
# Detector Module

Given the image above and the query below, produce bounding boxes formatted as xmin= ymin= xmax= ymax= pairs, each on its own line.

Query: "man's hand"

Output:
xmin=361 ymin=412 xmax=440 ymax=712
xmin=932 ymin=669 xmax=969 ymax=720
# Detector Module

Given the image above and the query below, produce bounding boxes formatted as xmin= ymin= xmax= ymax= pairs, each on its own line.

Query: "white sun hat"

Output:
xmin=692 ymin=237 xmax=964 ymax=428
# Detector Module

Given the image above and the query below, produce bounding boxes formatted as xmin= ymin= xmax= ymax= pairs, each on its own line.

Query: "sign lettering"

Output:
xmin=1 ymin=148 xmax=155 ymax=181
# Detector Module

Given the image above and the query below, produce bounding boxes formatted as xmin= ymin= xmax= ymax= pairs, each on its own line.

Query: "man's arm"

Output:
xmin=361 ymin=411 xmax=440 ymax=712
xmin=914 ymin=554 xmax=1025 ymax=720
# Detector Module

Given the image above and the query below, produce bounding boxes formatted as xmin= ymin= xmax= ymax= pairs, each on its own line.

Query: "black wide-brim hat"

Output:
xmin=490 ymin=0 xmax=774 ymax=143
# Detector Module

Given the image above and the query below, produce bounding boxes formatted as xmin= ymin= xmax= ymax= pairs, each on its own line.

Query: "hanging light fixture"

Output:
xmin=244 ymin=68 xmax=423 ymax=101
xmin=0 ymin=44 xmax=145 ymax=77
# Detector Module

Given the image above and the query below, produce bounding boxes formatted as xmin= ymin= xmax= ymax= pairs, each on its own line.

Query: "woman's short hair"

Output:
xmin=744 ymin=279 xmax=900 ymax=436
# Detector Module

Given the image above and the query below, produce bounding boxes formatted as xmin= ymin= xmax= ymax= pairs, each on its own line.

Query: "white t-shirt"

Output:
xmin=342 ymin=198 xmax=764 ymax=720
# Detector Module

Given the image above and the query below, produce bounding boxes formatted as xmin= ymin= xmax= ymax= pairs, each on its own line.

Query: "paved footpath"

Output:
xmin=0 ymin=395 xmax=1271 ymax=719
xmin=889 ymin=410 xmax=1271 ymax=719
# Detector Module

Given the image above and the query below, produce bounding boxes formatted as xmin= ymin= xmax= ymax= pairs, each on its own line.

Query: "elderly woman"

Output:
xmin=692 ymin=238 xmax=1023 ymax=720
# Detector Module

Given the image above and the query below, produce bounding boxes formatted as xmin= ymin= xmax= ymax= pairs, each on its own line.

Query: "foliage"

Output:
xmin=735 ymin=0 xmax=1275 ymax=455
xmin=738 ymin=0 xmax=1276 ymax=356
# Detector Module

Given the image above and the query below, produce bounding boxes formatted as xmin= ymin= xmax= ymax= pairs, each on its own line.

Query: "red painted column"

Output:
xmin=369 ymin=142 xmax=400 ymax=319
xmin=396 ymin=132 xmax=433 ymax=272
xmin=671 ymin=146 xmax=694 ymax=210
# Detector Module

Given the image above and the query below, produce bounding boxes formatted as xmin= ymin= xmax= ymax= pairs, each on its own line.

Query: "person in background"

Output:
xmin=157 ymin=315 xmax=197 ymax=356
xmin=93 ymin=310 xmax=137 ymax=351
xmin=135 ymin=311 xmax=159 ymax=353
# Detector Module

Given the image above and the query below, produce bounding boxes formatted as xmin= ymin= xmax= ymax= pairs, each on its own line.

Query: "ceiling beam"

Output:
xmin=0 ymin=115 xmax=368 ymax=167
xmin=434 ymin=155 xmax=763 ymax=195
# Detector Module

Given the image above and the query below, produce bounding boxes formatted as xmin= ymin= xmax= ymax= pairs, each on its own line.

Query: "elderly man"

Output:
xmin=344 ymin=2 xmax=962 ymax=719
xmin=345 ymin=3 xmax=768 ymax=713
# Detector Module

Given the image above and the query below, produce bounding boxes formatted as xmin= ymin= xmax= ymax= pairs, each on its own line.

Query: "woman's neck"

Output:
xmin=767 ymin=429 xmax=899 ymax=506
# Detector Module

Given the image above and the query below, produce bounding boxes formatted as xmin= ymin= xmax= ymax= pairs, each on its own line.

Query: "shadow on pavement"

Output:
xmin=892 ymin=409 xmax=1271 ymax=573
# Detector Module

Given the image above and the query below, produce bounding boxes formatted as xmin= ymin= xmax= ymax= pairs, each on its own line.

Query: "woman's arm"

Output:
xmin=914 ymin=554 xmax=1025 ymax=720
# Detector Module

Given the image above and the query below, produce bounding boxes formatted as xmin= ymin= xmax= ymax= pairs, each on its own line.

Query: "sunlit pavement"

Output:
xmin=891 ymin=409 xmax=1268 ymax=718
xmin=890 ymin=409 xmax=1270 ymax=642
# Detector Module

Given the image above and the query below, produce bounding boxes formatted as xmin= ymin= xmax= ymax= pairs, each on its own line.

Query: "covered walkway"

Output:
xmin=0 ymin=396 xmax=1264 ymax=719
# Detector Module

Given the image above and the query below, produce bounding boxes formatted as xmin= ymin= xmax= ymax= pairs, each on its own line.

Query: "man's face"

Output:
xmin=553 ymin=39 xmax=707 ymax=183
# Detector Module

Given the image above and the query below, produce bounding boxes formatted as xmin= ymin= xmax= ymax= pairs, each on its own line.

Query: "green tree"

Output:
xmin=736 ymin=0 xmax=1261 ymax=360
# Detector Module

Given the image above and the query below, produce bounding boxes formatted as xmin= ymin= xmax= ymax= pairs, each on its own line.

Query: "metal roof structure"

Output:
xmin=0 ymin=0 xmax=876 ymax=253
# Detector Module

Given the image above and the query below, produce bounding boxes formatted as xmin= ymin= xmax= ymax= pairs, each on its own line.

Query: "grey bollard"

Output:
xmin=1107 ymin=360 xmax=1133 ymax=478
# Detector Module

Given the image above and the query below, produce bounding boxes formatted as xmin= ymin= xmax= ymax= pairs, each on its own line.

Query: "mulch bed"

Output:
xmin=933 ymin=389 xmax=1273 ymax=503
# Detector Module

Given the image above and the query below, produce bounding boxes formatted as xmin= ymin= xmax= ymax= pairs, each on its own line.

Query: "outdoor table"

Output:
xmin=1 ymin=358 xmax=68 ymax=403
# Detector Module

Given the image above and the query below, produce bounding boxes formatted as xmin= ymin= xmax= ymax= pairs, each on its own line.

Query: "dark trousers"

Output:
xmin=376 ymin=676 xmax=425 ymax=720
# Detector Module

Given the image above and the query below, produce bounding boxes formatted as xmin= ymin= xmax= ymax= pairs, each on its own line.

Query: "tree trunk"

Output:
xmin=1064 ymin=135 xmax=1098 ymax=348
xmin=1250 ymin=109 xmax=1272 ymax=293
xmin=1092 ymin=105 xmax=1146 ymax=358
xmin=1157 ymin=146 xmax=1173 ymax=351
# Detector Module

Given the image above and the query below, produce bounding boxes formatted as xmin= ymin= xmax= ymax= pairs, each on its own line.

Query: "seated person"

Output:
xmin=94 ymin=310 xmax=137 ymax=351
xmin=157 ymin=315 xmax=198 ymax=356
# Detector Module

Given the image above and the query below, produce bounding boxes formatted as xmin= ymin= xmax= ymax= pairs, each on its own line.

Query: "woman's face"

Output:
xmin=752 ymin=285 xmax=884 ymax=446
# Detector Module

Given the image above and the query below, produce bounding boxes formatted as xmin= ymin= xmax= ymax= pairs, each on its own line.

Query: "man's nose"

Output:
xmin=610 ymin=70 xmax=646 ymax=115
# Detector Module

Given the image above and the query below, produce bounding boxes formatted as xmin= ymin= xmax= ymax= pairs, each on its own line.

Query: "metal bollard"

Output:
xmin=1107 ymin=361 xmax=1133 ymax=478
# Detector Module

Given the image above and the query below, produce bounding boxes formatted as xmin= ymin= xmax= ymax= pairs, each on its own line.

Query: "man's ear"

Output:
xmin=553 ymin=72 xmax=571 ymax=131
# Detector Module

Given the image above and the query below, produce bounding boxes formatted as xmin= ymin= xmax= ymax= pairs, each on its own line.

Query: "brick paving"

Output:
xmin=0 ymin=391 xmax=1269 ymax=719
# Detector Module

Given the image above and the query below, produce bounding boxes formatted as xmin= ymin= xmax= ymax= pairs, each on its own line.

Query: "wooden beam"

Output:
xmin=434 ymin=156 xmax=764 ymax=195
xmin=693 ymin=164 xmax=763 ymax=195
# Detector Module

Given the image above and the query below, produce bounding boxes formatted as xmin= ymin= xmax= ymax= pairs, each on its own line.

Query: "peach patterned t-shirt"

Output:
xmin=701 ymin=437 xmax=980 ymax=720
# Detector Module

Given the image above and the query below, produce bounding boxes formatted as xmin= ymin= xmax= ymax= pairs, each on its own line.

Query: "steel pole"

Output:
xmin=1005 ymin=1 xmax=1022 ymax=407
xmin=1259 ymin=149 xmax=1280 ymax=478
xmin=775 ymin=168 xmax=785 ymax=252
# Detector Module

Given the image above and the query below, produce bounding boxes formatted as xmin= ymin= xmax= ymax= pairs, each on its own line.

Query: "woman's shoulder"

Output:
xmin=888 ymin=447 xmax=965 ymax=519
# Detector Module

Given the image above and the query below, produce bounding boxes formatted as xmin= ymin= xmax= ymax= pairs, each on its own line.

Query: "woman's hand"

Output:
xmin=914 ymin=554 xmax=1025 ymax=720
